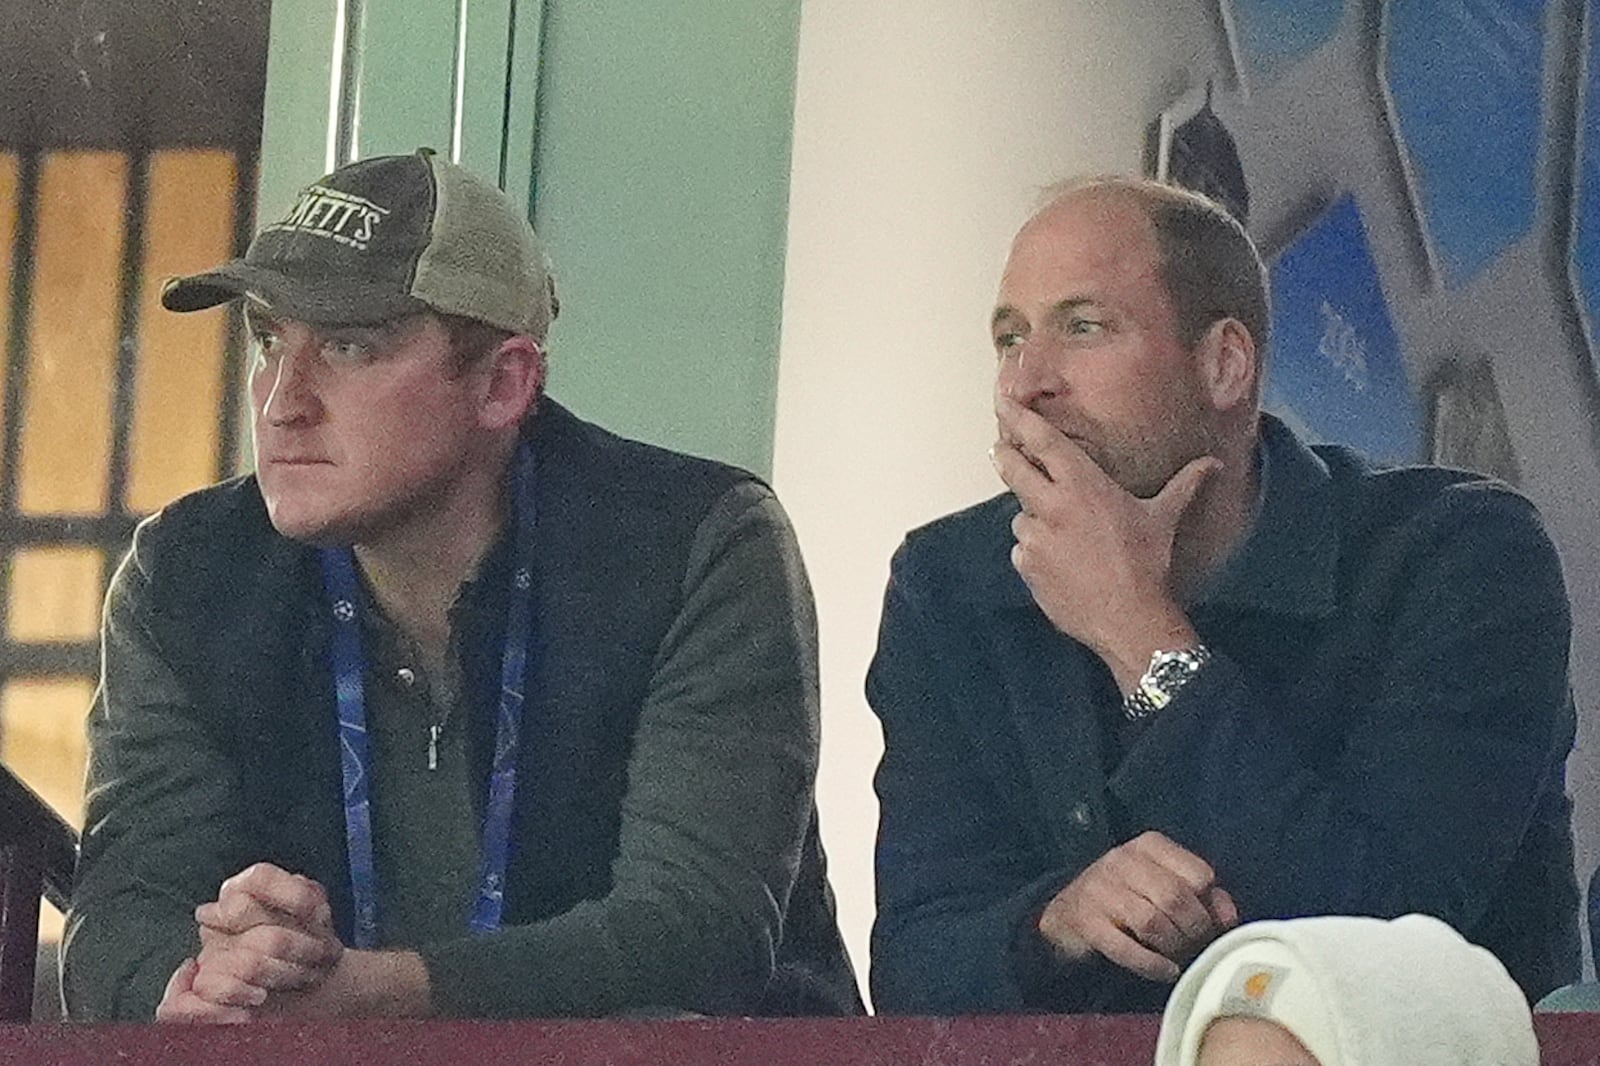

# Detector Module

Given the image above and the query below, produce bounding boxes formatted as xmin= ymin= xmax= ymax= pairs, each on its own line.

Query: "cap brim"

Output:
xmin=160 ymin=261 xmax=428 ymax=327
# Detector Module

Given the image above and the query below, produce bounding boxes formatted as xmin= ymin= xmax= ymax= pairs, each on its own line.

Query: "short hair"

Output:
xmin=1038 ymin=176 xmax=1271 ymax=361
xmin=433 ymin=311 xmax=547 ymax=423
xmin=435 ymin=310 xmax=517 ymax=374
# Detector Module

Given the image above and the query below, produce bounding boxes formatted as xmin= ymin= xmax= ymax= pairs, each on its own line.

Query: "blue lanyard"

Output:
xmin=319 ymin=442 xmax=538 ymax=949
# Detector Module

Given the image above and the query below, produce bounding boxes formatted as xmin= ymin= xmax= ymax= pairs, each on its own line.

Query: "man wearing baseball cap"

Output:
xmin=62 ymin=149 xmax=860 ymax=1021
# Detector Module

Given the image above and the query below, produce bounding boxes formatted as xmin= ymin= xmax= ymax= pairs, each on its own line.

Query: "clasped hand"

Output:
xmin=156 ymin=862 xmax=345 ymax=1023
xmin=1039 ymin=831 xmax=1238 ymax=982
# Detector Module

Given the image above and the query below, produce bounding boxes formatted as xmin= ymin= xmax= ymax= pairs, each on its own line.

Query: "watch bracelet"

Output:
xmin=1122 ymin=643 xmax=1212 ymax=721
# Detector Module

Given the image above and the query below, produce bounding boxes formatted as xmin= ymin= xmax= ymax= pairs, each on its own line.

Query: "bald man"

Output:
xmin=866 ymin=177 xmax=1580 ymax=1014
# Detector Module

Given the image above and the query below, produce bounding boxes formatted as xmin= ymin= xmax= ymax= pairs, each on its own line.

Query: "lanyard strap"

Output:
xmin=320 ymin=442 xmax=538 ymax=948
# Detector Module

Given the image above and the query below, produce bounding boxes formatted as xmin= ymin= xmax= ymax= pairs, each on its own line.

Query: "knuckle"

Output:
xmin=1121 ymin=901 xmax=1162 ymax=939
xmin=230 ymin=952 xmax=268 ymax=984
xmin=250 ymin=926 xmax=293 ymax=957
xmin=1096 ymin=847 xmax=1133 ymax=878
xmin=1146 ymin=884 xmax=1191 ymax=920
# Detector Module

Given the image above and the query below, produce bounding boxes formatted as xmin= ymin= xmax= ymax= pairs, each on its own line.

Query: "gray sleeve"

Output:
xmin=418 ymin=481 xmax=821 ymax=1017
xmin=61 ymin=541 xmax=250 ymax=1021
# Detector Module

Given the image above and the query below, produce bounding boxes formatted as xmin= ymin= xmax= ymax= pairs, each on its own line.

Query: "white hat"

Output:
xmin=1154 ymin=915 xmax=1538 ymax=1066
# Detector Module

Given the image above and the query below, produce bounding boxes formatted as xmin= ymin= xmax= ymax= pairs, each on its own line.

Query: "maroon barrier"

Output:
xmin=0 ymin=1013 xmax=1594 ymax=1066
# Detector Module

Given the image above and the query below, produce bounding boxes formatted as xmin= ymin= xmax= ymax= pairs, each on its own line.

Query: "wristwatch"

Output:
xmin=1122 ymin=644 xmax=1212 ymax=720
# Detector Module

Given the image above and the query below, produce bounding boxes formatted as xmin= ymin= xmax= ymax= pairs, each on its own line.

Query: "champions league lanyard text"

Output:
xmin=318 ymin=442 xmax=538 ymax=949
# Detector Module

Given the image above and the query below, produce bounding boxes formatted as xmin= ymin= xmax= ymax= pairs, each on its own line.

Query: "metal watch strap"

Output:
xmin=1122 ymin=643 xmax=1212 ymax=721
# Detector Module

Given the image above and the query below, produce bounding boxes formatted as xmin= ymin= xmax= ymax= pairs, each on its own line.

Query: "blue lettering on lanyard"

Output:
xmin=320 ymin=441 xmax=538 ymax=949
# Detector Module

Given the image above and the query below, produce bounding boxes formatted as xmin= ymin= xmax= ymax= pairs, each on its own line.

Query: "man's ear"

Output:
xmin=1196 ymin=318 xmax=1257 ymax=412
xmin=476 ymin=335 xmax=546 ymax=430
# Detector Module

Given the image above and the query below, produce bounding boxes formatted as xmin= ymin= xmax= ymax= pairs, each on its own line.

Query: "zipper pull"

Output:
xmin=428 ymin=724 xmax=441 ymax=771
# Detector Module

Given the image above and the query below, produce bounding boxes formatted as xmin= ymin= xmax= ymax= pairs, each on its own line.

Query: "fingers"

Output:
xmin=1149 ymin=454 xmax=1223 ymax=526
xmin=992 ymin=439 xmax=1053 ymax=504
xmin=995 ymin=397 xmax=1104 ymax=488
xmin=1049 ymin=896 xmax=1183 ymax=983
xmin=166 ymin=864 xmax=342 ymax=1023
xmin=1039 ymin=832 xmax=1235 ymax=983
xmin=1122 ymin=832 xmax=1230 ymax=950
xmin=186 ymin=921 xmax=345 ymax=1015
xmin=162 ymin=956 xmax=197 ymax=1000
xmin=155 ymin=958 xmax=253 ymax=1025
xmin=212 ymin=863 xmax=334 ymax=934
xmin=194 ymin=928 xmax=331 ymax=998
xmin=1095 ymin=847 xmax=1217 ymax=960
xmin=1126 ymin=830 xmax=1219 ymax=892
xmin=210 ymin=921 xmax=344 ymax=972
xmin=198 ymin=892 xmax=333 ymax=940
xmin=1204 ymin=885 xmax=1241 ymax=931
xmin=189 ymin=955 xmax=270 ymax=1008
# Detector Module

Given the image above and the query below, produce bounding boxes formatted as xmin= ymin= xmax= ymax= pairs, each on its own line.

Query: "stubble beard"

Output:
xmin=1091 ymin=415 xmax=1218 ymax=500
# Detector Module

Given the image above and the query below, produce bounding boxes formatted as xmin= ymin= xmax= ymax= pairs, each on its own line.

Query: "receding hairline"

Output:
xmin=1016 ymin=173 xmax=1270 ymax=360
xmin=1029 ymin=174 xmax=1226 ymax=224
xmin=1006 ymin=178 xmax=1173 ymax=279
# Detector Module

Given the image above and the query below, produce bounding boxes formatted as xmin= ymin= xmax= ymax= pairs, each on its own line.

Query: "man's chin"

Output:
xmin=262 ymin=504 xmax=359 ymax=549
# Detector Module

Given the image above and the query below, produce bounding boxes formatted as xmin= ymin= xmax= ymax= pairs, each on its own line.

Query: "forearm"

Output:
xmin=274 ymin=950 xmax=432 ymax=1018
xmin=1110 ymin=488 xmax=1574 ymax=927
xmin=873 ymin=870 xmax=1086 ymax=1014
xmin=63 ymin=895 xmax=199 ymax=1020
xmin=66 ymin=550 xmax=253 ymax=1020
xmin=419 ymin=886 xmax=774 ymax=1017
xmin=1111 ymin=647 xmax=1567 ymax=925
xmin=869 ymin=561 xmax=1116 ymax=1013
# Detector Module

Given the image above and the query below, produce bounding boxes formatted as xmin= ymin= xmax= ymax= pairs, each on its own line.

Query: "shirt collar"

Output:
xmin=1198 ymin=413 xmax=1340 ymax=618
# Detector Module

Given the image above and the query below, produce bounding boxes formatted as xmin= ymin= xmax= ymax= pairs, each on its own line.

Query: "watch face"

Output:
xmin=1127 ymin=646 xmax=1210 ymax=720
xmin=1150 ymin=653 xmax=1198 ymax=688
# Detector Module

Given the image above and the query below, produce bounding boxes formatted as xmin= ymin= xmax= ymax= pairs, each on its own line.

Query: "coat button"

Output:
xmin=1069 ymin=802 xmax=1093 ymax=828
xmin=397 ymin=667 xmax=416 ymax=687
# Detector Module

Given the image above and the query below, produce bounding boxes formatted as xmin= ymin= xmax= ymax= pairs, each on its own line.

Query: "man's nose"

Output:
xmin=257 ymin=340 xmax=323 ymax=426
xmin=996 ymin=337 xmax=1064 ymax=408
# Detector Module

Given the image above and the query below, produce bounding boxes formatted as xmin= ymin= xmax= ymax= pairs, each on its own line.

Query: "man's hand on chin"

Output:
xmin=991 ymin=396 xmax=1217 ymax=691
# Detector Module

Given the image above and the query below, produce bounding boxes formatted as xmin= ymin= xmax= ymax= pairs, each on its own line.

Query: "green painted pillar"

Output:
xmin=529 ymin=2 xmax=802 ymax=476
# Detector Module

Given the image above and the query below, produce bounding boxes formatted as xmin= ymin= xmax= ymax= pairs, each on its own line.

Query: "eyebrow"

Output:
xmin=990 ymin=297 xmax=1102 ymax=333
xmin=990 ymin=306 xmax=1025 ymax=333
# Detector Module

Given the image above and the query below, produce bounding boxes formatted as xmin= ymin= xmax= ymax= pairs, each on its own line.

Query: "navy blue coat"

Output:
xmin=868 ymin=416 xmax=1580 ymax=1012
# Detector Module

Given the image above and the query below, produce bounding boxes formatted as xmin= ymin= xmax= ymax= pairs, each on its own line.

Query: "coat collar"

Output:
xmin=1198 ymin=413 xmax=1340 ymax=619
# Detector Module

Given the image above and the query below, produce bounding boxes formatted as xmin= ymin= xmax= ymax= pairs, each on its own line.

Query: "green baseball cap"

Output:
xmin=161 ymin=148 xmax=556 ymax=338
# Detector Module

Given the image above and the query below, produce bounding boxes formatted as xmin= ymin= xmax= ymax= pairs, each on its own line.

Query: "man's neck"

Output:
xmin=1172 ymin=421 xmax=1262 ymax=604
xmin=352 ymin=454 xmax=512 ymax=665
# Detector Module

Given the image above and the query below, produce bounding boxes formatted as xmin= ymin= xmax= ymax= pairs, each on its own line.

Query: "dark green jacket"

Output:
xmin=65 ymin=400 xmax=861 ymax=1020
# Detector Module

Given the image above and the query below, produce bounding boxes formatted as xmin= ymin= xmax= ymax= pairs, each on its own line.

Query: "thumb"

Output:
xmin=164 ymin=957 xmax=199 ymax=999
xmin=1203 ymin=885 xmax=1240 ymax=930
xmin=1150 ymin=455 xmax=1222 ymax=527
